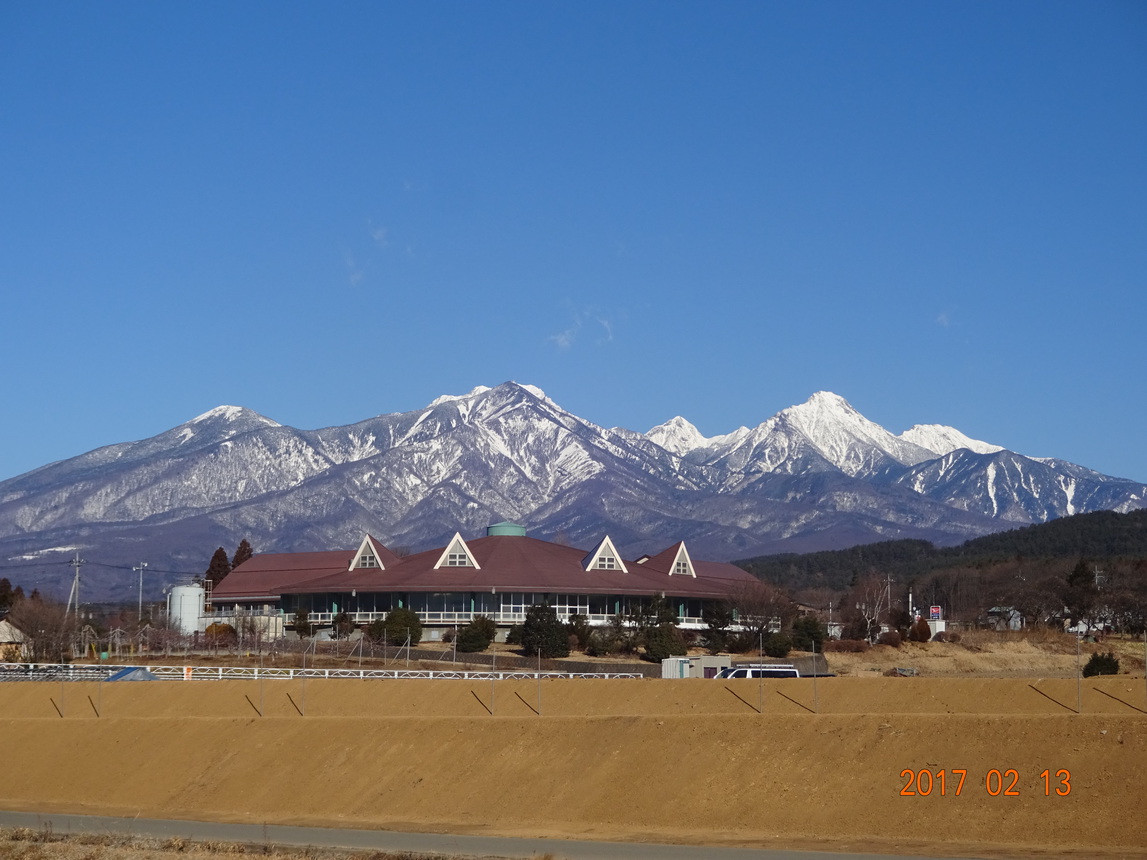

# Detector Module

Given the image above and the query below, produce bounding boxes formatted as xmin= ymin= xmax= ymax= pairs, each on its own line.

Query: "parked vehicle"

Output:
xmin=715 ymin=663 xmax=799 ymax=679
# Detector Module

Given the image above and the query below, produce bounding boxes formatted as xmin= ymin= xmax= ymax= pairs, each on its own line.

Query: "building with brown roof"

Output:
xmin=210 ymin=522 xmax=758 ymax=637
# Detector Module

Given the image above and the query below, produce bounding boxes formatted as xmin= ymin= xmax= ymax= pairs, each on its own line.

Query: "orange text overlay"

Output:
xmin=899 ymin=768 xmax=1071 ymax=797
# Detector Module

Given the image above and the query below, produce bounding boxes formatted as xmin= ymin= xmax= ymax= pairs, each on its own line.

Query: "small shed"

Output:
xmin=107 ymin=666 xmax=159 ymax=682
xmin=661 ymin=655 xmax=731 ymax=678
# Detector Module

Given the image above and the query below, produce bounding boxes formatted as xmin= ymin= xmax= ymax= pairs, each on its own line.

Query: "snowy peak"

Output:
xmin=175 ymin=406 xmax=281 ymax=445
xmin=647 ymin=416 xmax=709 ymax=455
xmin=899 ymin=424 xmax=1003 ymax=457
xmin=188 ymin=405 xmax=280 ymax=428
xmin=428 ymin=382 xmax=549 ymax=411
xmin=777 ymin=391 xmax=935 ymax=476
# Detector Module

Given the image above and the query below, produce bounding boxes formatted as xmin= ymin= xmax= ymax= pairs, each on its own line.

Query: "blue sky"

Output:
xmin=1 ymin=1 xmax=1144 ymax=483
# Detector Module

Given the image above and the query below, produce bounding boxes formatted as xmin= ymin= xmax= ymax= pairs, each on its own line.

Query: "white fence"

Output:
xmin=0 ymin=662 xmax=641 ymax=682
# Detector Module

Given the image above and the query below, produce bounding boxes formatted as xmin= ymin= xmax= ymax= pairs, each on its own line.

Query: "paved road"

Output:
xmin=0 ymin=810 xmax=968 ymax=860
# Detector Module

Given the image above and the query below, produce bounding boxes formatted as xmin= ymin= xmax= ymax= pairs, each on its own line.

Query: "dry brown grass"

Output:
xmin=0 ymin=829 xmax=519 ymax=860
xmin=814 ymin=629 xmax=1147 ymax=678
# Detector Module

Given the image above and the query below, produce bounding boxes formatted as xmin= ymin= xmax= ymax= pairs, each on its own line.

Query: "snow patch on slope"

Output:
xmin=191 ymin=405 xmax=280 ymax=426
xmin=430 ymin=386 xmax=492 ymax=407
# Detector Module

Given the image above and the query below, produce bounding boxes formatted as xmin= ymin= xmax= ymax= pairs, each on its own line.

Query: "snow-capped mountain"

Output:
xmin=0 ymin=382 xmax=1142 ymax=599
xmin=898 ymin=424 xmax=1003 ymax=457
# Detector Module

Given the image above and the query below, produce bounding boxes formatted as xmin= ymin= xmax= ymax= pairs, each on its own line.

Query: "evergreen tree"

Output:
xmin=332 ymin=611 xmax=355 ymax=640
xmin=643 ymin=623 xmax=687 ymax=662
xmin=908 ymin=615 xmax=933 ymax=642
xmin=521 ymin=603 xmax=570 ymax=658
xmin=293 ymin=608 xmax=313 ymax=638
xmin=231 ymin=539 xmax=254 ymax=570
xmin=381 ymin=607 xmax=422 ymax=647
xmin=205 ymin=547 xmax=232 ymax=589
xmin=1082 ymin=651 xmax=1120 ymax=677
xmin=791 ymin=614 xmax=828 ymax=651
xmin=456 ymin=623 xmax=492 ymax=653
xmin=702 ymin=601 xmax=734 ymax=653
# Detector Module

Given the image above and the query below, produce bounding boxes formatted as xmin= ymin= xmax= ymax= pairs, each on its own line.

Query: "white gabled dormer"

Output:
xmin=667 ymin=542 xmax=696 ymax=577
xmin=349 ymin=534 xmax=394 ymax=571
xmin=433 ymin=532 xmax=481 ymax=570
xmin=583 ymin=535 xmax=628 ymax=573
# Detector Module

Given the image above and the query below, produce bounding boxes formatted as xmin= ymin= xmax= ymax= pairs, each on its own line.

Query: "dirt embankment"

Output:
xmin=0 ymin=677 xmax=1144 ymax=858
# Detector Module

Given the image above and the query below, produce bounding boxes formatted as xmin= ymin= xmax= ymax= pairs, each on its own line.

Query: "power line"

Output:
xmin=0 ymin=559 xmax=73 ymax=571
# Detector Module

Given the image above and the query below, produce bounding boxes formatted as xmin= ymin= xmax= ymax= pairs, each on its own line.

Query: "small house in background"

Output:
xmin=986 ymin=606 xmax=1024 ymax=631
xmin=0 ymin=615 xmax=26 ymax=661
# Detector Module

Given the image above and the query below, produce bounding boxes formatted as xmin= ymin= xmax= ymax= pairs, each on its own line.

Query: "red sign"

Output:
xmin=930 ymin=605 xmax=942 ymax=620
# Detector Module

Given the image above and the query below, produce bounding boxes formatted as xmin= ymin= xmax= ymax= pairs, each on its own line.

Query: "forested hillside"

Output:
xmin=736 ymin=509 xmax=1147 ymax=632
xmin=737 ymin=509 xmax=1147 ymax=592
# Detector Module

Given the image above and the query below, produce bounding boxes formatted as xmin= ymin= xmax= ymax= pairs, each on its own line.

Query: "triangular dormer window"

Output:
xmin=349 ymin=535 xmax=388 ymax=571
xmin=433 ymin=533 xmax=480 ymax=570
xmin=668 ymin=542 xmax=696 ymax=577
xmin=583 ymin=535 xmax=628 ymax=573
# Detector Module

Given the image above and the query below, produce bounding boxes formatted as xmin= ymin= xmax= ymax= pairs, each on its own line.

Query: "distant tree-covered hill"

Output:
xmin=737 ymin=509 xmax=1147 ymax=592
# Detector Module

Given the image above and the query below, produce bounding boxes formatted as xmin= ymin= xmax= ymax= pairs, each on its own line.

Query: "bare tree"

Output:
xmin=732 ymin=580 xmax=796 ymax=641
xmin=6 ymin=595 xmax=74 ymax=662
xmin=847 ymin=573 xmax=890 ymax=643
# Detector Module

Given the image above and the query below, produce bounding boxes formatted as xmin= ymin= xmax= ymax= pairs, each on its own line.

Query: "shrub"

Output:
xmin=762 ymin=632 xmax=792 ymax=658
xmin=824 ymin=638 xmax=870 ymax=653
xmin=455 ymin=624 xmax=491 ymax=653
xmin=876 ymin=631 xmax=902 ymax=648
xmin=1082 ymin=650 xmax=1120 ymax=677
xmin=505 ymin=624 xmax=523 ymax=646
xmin=908 ymin=617 xmax=932 ymax=643
xmin=643 ymin=623 xmax=687 ymax=662
xmin=724 ymin=631 xmax=757 ymax=654
xmin=470 ymin=614 xmax=497 ymax=643
xmin=381 ymin=607 xmax=422 ymax=647
xmin=565 ymin=613 xmax=593 ymax=651
xmin=204 ymin=622 xmax=236 ymax=646
xmin=841 ymin=616 xmax=873 ymax=641
xmin=700 ymin=629 xmax=727 ymax=654
xmin=585 ymin=627 xmax=622 ymax=657
xmin=889 ymin=608 xmax=912 ymax=631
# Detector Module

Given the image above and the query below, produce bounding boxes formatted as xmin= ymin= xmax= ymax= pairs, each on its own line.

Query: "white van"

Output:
xmin=715 ymin=664 xmax=800 ymax=679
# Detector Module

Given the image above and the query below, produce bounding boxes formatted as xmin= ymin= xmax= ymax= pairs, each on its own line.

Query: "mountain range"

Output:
xmin=1 ymin=382 xmax=1143 ymax=602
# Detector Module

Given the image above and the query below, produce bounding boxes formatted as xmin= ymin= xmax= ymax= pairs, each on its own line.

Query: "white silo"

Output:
xmin=168 ymin=583 xmax=206 ymax=634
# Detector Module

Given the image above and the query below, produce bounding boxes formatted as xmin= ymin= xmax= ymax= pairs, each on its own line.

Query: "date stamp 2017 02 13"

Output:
xmin=900 ymin=768 xmax=1071 ymax=797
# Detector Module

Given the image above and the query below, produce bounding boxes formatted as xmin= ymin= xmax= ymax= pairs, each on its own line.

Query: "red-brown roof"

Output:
xmin=214 ymin=534 xmax=757 ymax=603
xmin=211 ymin=550 xmax=352 ymax=601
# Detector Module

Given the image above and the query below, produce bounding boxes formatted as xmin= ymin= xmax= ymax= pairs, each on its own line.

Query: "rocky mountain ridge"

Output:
xmin=0 ymin=382 xmax=1142 ymax=601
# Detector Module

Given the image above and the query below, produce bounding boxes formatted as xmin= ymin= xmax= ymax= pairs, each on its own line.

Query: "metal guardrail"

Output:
xmin=0 ymin=664 xmax=113 ymax=682
xmin=0 ymin=662 xmax=641 ymax=681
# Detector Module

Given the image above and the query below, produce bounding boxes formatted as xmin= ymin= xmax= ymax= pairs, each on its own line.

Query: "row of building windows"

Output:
xmin=280 ymin=591 xmax=709 ymax=621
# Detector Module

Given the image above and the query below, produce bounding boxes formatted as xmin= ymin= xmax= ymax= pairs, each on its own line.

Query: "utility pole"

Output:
xmin=66 ymin=552 xmax=85 ymax=619
xmin=134 ymin=562 xmax=148 ymax=620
